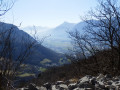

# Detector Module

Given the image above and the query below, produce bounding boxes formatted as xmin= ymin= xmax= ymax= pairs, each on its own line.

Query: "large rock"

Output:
xmin=105 ymin=74 xmax=112 ymax=79
xmin=52 ymin=85 xmax=59 ymax=90
xmin=89 ymin=77 xmax=97 ymax=85
xmin=68 ymin=83 xmax=77 ymax=90
xmin=28 ymin=83 xmax=38 ymax=90
xmin=55 ymin=81 xmax=65 ymax=85
xmin=77 ymin=83 xmax=95 ymax=89
xmin=56 ymin=84 xmax=68 ymax=90
xmin=96 ymin=74 xmax=104 ymax=81
xmin=39 ymin=86 xmax=47 ymax=90
xmin=43 ymin=82 xmax=52 ymax=90
xmin=77 ymin=75 xmax=93 ymax=84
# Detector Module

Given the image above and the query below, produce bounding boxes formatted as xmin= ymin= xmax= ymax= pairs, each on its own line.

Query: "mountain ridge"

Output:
xmin=0 ymin=22 xmax=63 ymax=66
xmin=22 ymin=21 xmax=87 ymax=53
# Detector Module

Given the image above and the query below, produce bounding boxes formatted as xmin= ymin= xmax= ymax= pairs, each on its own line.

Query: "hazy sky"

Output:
xmin=2 ymin=0 xmax=97 ymax=28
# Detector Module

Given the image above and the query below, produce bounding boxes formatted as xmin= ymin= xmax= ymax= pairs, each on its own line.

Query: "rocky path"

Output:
xmin=17 ymin=74 xmax=120 ymax=90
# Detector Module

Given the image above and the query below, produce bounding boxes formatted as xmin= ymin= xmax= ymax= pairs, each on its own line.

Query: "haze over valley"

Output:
xmin=22 ymin=21 xmax=86 ymax=53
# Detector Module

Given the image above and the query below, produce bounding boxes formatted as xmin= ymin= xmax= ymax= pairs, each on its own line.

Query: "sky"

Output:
xmin=2 ymin=0 xmax=97 ymax=28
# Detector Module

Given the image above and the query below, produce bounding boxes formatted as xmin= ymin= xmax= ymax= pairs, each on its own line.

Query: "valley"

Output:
xmin=22 ymin=21 xmax=86 ymax=53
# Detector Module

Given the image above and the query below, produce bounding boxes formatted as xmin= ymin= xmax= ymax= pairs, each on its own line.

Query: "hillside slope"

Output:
xmin=0 ymin=22 xmax=63 ymax=66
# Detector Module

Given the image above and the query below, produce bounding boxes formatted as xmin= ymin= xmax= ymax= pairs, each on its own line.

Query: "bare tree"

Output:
xmin=0 ymin=23 xmax=38 ymax=90
xmin=67 ymin=29 xmax=101 ymax=74
xmin=67 ymin=0 xmax=120 ymax=74
xmin=82 ymin=0 xmax=120 ymax=70
xmin=0 ymin=0 xmax=39 ymax=89
xmin=0 ymin=0 xmax=15 ymax=16
xmin=68 ymin=30 xmax=99 ymax=60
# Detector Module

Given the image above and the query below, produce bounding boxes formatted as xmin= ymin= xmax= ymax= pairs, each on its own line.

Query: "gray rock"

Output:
xmin=56 ymin=84 xmax=68 ymax=90
xmin=77 ymin=83 xmax=95 ymax=89
xmin=89 ymin=77 xmax=97 ymax=85
xmin=113 ymin=78 xmax=119 ymax=82
xmin=51 ymin=85 xmax=59 ymax=90
xmin=28 ymin=83 xmax=38 ymax=90
xmin=96 ymin=74 xmax=104 ymax=81
xmin=105 ymin=74 xmax=112 ymax=79
xmin=55 ymin=81 xmax=65 ymax=85
xmin=39 ymin=86 xmax=47 ymax=90
xmin=73 ymin=87 xmax=81 ymax=90
xmin=68 ymin=83 xmax=77 ymax=90
xmin=95 ymin=83 xmax=105 ymax=90
xmin=43 ymin=82 xmax=52 ymax=90
xmin=107 ymin=81 xmax=112 ymax=85
xmin=105 ymin=85 xmax=116 ymax=90
xmin=16 ymin=88 xmax=27 ymax=90
xmin=78 ymin=75 xmax=92 ymax=84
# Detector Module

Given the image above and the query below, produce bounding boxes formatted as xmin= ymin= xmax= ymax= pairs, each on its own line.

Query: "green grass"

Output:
xmin=40 ymin=58 xmax=51 ymax=64
xmin=39 ymin=67 xmax=47 ymax=72
xmin=18 ymin=73 xmax=35 ymax=77
xmin=67 ymin=59 xmax=71 ymax=63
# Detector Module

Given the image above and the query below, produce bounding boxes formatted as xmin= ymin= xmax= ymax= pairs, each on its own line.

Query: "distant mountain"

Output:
xmin=22 ymin=21 xmax=88 ymax=53
xmin=0 ymin=22 xmax=63 ymax=66
xmin=47 ymin=22 xmax=75 ymax=39
xmin=72 ymin=21 xmax=87 ymax=32
xmin=54 ymin=22 xmax=75 ymax=30
xmin=42 ymin=22 xmax=75 ymax=53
